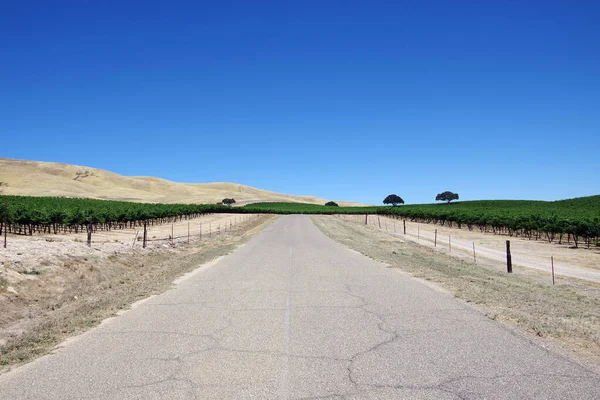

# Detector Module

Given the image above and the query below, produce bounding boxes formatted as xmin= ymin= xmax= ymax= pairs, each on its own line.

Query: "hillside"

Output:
xmin=0 ymin=158 xmax=354 ymax=205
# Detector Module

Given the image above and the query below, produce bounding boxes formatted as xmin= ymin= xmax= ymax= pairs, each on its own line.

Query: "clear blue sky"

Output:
xmin=2 ymin=1 xmax=598 ymax=205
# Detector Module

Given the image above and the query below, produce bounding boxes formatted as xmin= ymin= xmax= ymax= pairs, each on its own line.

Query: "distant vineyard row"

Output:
xmin=0 ymin=195 xmax=249 ymax=235
xmin=377 ymin=198 xmax=600 ymax=247
xmin=1 ymin=195 xmax=598 ymax=248
xmin=243 ymin=198 xmax=600 ymax=247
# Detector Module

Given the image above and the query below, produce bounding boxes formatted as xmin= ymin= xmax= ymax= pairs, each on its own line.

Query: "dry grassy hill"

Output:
xmin=0 ymin=158 xmax=357 ymax=206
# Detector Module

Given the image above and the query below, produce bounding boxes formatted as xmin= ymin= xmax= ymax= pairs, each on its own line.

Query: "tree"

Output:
xmin=222 ymin=198 xmax=236 ymax=206
xmin=383 ymin=194 xmax=404 ymax=206
xmin=436 ymin=191 xmax=459 ymax=203
xmin=325 ymin=201 xmax=339 ymax=207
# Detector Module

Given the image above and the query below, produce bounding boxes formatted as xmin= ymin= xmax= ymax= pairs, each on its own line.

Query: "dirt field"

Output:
xmin=338 ymin=214 xmax=600 ymax=283
xmin=0 ymin=214 xmax=276 ymax=370
xmin=313 ymin=215 xmax=600 ymax=371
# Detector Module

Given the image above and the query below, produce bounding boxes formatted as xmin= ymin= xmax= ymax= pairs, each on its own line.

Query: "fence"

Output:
xmin=336 ymin=214 xmax=600 ymax=284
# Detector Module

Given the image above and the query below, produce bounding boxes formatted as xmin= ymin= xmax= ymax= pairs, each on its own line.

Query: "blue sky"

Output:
xmin=2 ymin=1 xmax=598 ymax=205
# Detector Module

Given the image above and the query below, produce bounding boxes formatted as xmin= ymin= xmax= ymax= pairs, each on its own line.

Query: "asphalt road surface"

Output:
xmin=1 ymin=216 xmax=598 ymax=399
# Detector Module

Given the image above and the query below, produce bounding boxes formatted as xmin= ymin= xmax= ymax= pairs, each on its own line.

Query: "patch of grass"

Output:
xmin=0 ymin=278 xmax=8 ymax=287
xmin=21 ymin=270 xmax=43 ymax=275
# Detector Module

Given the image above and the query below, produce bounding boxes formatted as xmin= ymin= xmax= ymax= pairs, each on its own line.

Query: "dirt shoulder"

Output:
xmin=312 ymin=215 xmax=600 ymax=372
xmin=350 ymin=214 xmax=600 ymax=280
xmin=0 ymin=214 xmax=277 ymax=372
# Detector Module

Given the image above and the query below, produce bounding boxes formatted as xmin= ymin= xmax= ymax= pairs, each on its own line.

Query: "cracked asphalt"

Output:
xmin=0 ymin=215 xmax=598 ymax=399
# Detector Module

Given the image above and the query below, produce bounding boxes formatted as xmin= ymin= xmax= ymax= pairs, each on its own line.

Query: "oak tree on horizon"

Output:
xmin=436 ymin=191 xmax=459 ymax=203
xmin=383 ymin=194 xmax=404 ymax=206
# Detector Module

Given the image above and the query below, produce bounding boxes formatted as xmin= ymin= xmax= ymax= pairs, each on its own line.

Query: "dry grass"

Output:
xmin=0 ymin=215 xmax=277 ymax=371
xmin=313 ymin=215 xmax=600 ymax=370
xmin=0 ymin=158 xmax=359 ymax=205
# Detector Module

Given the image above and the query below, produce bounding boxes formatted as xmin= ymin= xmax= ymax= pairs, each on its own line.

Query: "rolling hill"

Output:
xmin=0 ymin=158 xmax=355 ymax=206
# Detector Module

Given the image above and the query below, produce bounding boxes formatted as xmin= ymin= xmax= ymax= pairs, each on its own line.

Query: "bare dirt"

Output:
xmin=0 ymin=213 xmax=277 ymax=370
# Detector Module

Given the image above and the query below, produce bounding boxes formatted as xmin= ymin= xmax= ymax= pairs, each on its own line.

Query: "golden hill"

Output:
xmin=0 ymin=158 xmax=355 ymax=206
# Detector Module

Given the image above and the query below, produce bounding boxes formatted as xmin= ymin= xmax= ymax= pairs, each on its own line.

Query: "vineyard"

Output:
xmin=0 ymin=195 xmax=248 ymax=236
xmin=243 ymin=198 xmax=600 ymax=248
xmin=1 ymin=195 xmax=599 ymax=248
xmin=242 ymin=202 xmax=380 ymax=214
xmin=377 ymin=197 xmax=600 ymax=247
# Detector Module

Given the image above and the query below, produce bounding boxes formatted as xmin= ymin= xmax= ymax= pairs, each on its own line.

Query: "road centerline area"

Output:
xmin=0 ymin=215 xmax=598 ymax=399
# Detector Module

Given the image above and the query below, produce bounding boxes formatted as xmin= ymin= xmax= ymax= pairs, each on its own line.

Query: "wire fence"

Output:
xmin=335 ymin=214 xmax=600 ymax=283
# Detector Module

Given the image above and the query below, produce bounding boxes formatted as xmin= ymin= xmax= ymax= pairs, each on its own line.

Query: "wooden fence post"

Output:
xmin=87 ymin=216 xmax=92 ymax=247
xmin=551 ymin=256 xmax=555 ymax=285
xmin=4 ymin=200 xmax=8 ymax=248
xmin=473 ymin=242 xmax=476 ymax=263
xmin=403 ymin=220 xmax=406 ymax=235
xmin=434 ymin=229 xmax=437 ymax=247
xmin=506 ymin=240 xmax=512 ymax=273
xmin=143 ymin=220 xmax=147 ymax=248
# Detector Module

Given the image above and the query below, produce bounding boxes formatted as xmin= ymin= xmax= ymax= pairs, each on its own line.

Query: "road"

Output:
xmin=0 ymin=215 xmax=598 ymax=399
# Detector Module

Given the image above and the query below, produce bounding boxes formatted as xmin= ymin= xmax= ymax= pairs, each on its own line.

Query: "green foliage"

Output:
xmin=0 ymin=195 xmax=243 ymax=228
xmin=378 ymin=196 xmax=600 ymax=241
xmin=222 ymin=198 xmax=236 ymax=206
xmin=383 ymin=194 xmax=404 ymax=206
xmin=1 ymin=194 xmax=598 ymax=243
xmin=245 ymin=196 xmax=600 ymax=242
xmin=21 ymin=270 xmax=43 ymax=275
xmin=243 ymin=202 xmax=379 ymax=215
xmin=325 ymin=201 xmax=339 ymax=207
xmin=436 ymin=191 xmax=459 ymax=203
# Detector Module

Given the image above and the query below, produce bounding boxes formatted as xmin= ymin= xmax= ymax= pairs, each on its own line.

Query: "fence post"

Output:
xmin=551 ymin=256 xmax=555 ymax=285
xmin=199 ymin=222 xmax=202 ymax=240
xmin=87 ymin=216 xmax=92 ymax=247
xmin=365 ymin=213 xmax=368 ymax=225
xmin=449 ymin=235 xmax=451 ymax=252
xmin=403 ymin=220 xmax=406 ymax=235
xmin=473 ymin=242 xmax=476 ymax=263
xmin=506 ymin=240 xmax=512 ymax=273
xmin=188 ymin=222 xmax=190 ymax=243
xmin=4 ymin=200 xmax=8 ymax=248
xmin=143 ymin=220 xmax=147 ymax=248
xmin=434 ymin=229 xmax=437 ymax=247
